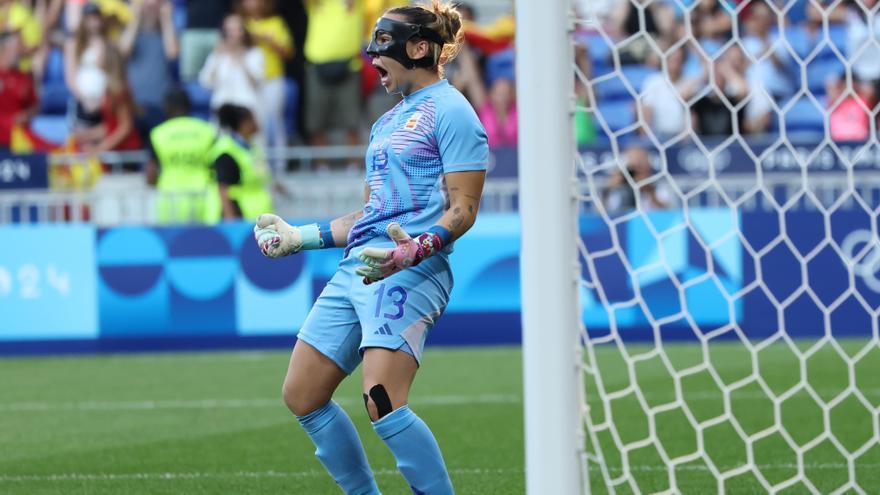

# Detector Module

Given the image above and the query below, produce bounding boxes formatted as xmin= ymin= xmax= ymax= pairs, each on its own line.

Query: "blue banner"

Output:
xmin=0 ymin=209 xmax=874 ymax=352
xmin=0 ymin=153 xmax=49 ymax=190
xmin=0 ymin=225 xmax=98 ymax=339
xmin=487 ymin=137 xmax=880 ymax=179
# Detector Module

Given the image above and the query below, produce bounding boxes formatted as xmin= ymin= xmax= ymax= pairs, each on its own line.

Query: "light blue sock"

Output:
xmin=373 ymin=405 xmax=454 ymax=495
xmin=297 ymin=401 xmax=381 ymax=495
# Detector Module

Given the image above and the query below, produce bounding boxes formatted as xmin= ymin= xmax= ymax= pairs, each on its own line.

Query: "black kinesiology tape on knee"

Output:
xmin=368 ymin=384 xmax=393 ymax=420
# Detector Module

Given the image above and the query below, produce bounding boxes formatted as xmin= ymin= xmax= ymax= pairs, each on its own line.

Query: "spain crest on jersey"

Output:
xmin=404 ymin=112 xmax=423 ymax=130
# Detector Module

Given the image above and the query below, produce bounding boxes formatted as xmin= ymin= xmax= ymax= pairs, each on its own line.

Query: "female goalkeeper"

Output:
xmin=253 ymin=2 xmax=487 ymax=493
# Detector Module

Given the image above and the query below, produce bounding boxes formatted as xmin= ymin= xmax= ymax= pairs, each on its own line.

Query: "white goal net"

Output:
xmin=553 ymin=0 xmax=880 ymax=493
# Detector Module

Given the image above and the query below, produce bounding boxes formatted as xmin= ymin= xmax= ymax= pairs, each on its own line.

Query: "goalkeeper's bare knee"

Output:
xmin=283 ymin=376 xmax=334 ymax=416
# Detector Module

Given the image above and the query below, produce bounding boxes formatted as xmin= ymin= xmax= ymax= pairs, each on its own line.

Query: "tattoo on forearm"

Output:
xmin=339 ymin=210 xmax=363 ymax=230
xmin=449 ymin=207 xmax=464 ymax=230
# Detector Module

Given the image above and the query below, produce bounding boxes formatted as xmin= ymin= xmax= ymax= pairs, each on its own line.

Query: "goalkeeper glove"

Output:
xmin=355 ymin=223 xmax=450 ymax=284
xmin=253 ymin=213 xmax=332 ymax=258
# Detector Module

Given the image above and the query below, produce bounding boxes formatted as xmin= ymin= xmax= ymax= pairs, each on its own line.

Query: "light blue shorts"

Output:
xmin=296 ymin=245 xmax=453 ymax=375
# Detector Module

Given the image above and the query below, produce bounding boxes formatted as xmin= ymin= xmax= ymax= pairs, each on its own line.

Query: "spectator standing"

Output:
xmin=29 ymin=0 xmax=64 ymax=85
xmin=303 ymin=0 xmax=364 ymax=157
xmin=478 ymin=76 xmax=517 ymax=148
xmin=64 ymin=0 xmax=133 ymax=35
xmin=742 ymin=2 xmax=792 ymax=97
xmin=690 ymin=0 xmax=732 ymax=55
xmin=241 ymin=0 xmax=293 ymax=169
xmin=0 ymin=0 xmax=42 ymax=72
xmin=87 ymin=47 xmax=142 ymax=155
xmin=0 ymin=32 xmax=39 ymax=151
xmin=601 ymin=144 xmax=671 ymax=215
xmin=179 ymin=0 xmax=232 ymax=81
xmin=198 ymin=13 xmax=264 ymax=117
xmin=639 ymin=47 xmax=702 ymax=140
xmin=119 ymin=0 xmax=179 ymax=142
xmin=610 ymin=0 xmax=674 ymax=64
xmin=691 ymin=46 xmax=748 ymax=136
xmin=846 ymin=0 xmax=880 ymax=90
xmin=741 ymin=1 xmax=793 ymax=134
xmin=459 ymin=48 xmax=516 ymax=149
xmin=65 ymin=3 xmax=115 ymax=145
xmin=827 ymin=77 xmax=874 ymax=142
xmin=148 ymin=88 xmax=219 ymax=224
xmin=210 ymin=104 xmax=273 ymax=221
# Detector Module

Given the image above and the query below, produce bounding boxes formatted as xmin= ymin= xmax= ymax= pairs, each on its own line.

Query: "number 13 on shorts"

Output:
xmin=373 ymin=283 xmax=407 ymax=320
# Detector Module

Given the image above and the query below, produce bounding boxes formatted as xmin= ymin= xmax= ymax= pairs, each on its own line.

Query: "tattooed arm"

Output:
xmin=438 ymin=171 xmax=486 ymax=241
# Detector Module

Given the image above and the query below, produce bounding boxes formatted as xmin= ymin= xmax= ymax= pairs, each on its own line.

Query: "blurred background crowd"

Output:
xmin=0 ymin=0 xmax=518 ymax=160
xmin=0 ymin=0 xmax=876 ymax=222
xmin=579 ymin=0 xmax=877 ymax=144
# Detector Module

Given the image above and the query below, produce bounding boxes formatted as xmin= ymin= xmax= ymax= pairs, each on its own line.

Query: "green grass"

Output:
xmin=0 ymin=340 xmax=878 ymax=494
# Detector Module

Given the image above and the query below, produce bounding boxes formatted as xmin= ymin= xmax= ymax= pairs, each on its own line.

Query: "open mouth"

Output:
xmin=373 ymin=63 xmax=390 ymax=85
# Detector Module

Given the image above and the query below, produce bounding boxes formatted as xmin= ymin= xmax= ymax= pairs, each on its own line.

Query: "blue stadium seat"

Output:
xmin=596 ymin=101 xmax=636 ymax=132
xmin=806 ymin=58 xmax=845 ymax=94
xmin=171 ymin=0 xmax=187 ymax=33
xmin=786 ymin=0 xmax=809 ymax=24
xmin=594 ymin=67 xmax=656 ymax=103
xmin=784 ymin=98 xmax=825 ymax=135
xmin=31 ymin=115 xmax=69 ymax=145
xmin=781 ymin=25 xmax=811 ymax=61
xmin=38 ymin=48 xmax=71 ymax=115
xmin=485 ymin=48 xmax=515 ymax=85
xmin=593 ymin=76 xmax=632 ymax=102
xmin=39 ymin=82 xmax=71 ymax=115
xmin=43 ymin=47 xmax=65 ymax=83
xmin=578 ymin=31 xmax=614 ymax=78
xmin=827 ymin=25 xmax=847 ymax=56
xmin=621 ymin=66 xmax=657 ymax=94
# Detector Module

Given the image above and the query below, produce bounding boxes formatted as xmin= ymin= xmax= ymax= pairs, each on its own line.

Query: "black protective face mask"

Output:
xmin=366 ymin=17 xmax=444 ymax=70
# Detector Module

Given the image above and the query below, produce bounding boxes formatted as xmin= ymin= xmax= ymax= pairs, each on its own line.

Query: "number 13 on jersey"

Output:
xmin=373 ymin=283 xmax=407 ymax=320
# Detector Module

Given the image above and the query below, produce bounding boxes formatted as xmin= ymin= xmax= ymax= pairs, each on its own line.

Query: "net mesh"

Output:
xmin=572 ymin=0 xmax=880 ymax=492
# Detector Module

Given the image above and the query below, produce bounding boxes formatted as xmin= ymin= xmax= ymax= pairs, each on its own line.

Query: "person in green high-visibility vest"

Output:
xmin=147 ymin=88 xmax=218 ymax=224
xmin=210 ymin=103 xmax=274 ymax=221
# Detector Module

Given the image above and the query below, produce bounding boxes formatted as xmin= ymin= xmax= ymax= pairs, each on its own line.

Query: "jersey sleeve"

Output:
xmin=435 ymin=98 xmax=490 ymax=174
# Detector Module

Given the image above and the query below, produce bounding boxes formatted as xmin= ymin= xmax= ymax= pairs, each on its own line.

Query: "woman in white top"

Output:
xmin=847 ymin=0 xmax=880 ymax=84
xmin=64 ymin=3 xmax=112 ymax=131
xmin=198 ymin=13 xmax=264 ymax=117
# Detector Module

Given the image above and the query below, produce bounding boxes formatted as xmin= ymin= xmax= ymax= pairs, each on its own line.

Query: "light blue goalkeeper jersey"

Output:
xmin=346 ymin=79 xmax=489 ymax=255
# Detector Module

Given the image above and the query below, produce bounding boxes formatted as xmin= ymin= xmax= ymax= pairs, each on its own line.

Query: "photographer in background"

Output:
xmin=601 ymin=143 xmax=671 ymax=216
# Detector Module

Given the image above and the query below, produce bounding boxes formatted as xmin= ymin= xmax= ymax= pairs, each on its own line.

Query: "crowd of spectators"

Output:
xmin=578 ymin=0 xmax=880 ymax=144
xmin=0 ymin=0 xmax=520 ymax=169
xmin=3 ymin=0 xmax=877 ymax=176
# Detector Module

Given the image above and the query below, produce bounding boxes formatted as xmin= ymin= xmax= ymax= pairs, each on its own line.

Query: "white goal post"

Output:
xmin=517 ymin=0 xmax=584 ymax=494
xmin=519 ymin=0 xmax=880 ymax=493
